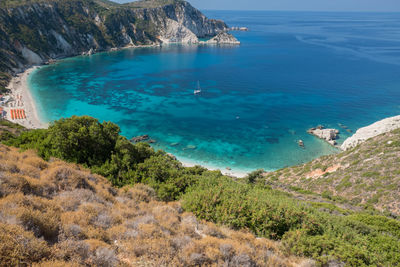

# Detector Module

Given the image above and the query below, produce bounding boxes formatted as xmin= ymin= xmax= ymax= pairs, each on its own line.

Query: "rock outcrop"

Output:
xmin=201 ymin=32 xmax=240 ymax=45
xmin=308 ymin=126 xmax=339 ymax=146
xmin=341 ymin=115 xmax=400 ymax=150
xmin=131 ymin=135 xmax=150 ymax=143
xmin=0 ymin=0 xmax=228 ymax=76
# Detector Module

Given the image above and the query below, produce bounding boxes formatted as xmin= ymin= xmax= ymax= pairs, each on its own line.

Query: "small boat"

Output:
xmin=194 ymin=81 xmax=201 ymax=95
xmin=298 ymin=140 xmax=305 ymax=148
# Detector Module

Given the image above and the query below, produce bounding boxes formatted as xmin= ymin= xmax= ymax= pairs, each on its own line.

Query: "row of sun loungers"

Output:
xmin=10 ymin=109 xmax=26 ymax=120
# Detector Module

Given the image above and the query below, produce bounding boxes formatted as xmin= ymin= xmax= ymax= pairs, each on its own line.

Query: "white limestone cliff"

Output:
xmin=341 ymin=115 xmax=400 ymax=150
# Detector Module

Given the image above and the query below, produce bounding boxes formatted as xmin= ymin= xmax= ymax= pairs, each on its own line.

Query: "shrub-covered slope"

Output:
xmin=182 ymin=175 xmax=400 ymax=266
xmin=0 ymin=144 xmax=307 ymax=266
xmin=263 ymin=129 xmax=400 ymax=216
xmin=2 ymin=116 xmax=400 ymax=266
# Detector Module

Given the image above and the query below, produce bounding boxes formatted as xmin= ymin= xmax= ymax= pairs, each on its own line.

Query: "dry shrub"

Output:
xmin=121 ymin=184 xmax=157 ymax=203
xmin=152 ymin=204 xmax=181 ymax=231
xmin=42 ymin=164 xmax=94 ymax=192
xmin=33 ymin=260 xmax=82 ymax=267
xmin=138 ymin=223 xmax=166 ymax=239
xmin=0 ymin=160 xmax=20 ymax=173
xmin=183 ymin=236 xmax=229 ymax=266
xmin=60 ymin=203 xmax=111 ymax=241
xmin=0 ymin=173 xmax=55 ymax=198
xmin=181 ymin=234 xmax=270 ymax=266
xmin=0 ymin=194 xmax=61 ymax=241
xmin=90 ymin=246 xmax=118 ymax=267
xmin=0 ymin=174 xmax=31 ymax=197
xmin=84 ymin=239 xmax=112 ymax=252
xmin=108 ymin=224 xmax=130 ymax=241
xmin=18 ymin=162 xmax=41 ymax=178
xmin=55 ymin=189 xmax=106 ymax=211
xmin=0 ymin=144 xmax=10 ymax=154
xmin=60 ymin=223 xmax=87 ymax=240
xmin=171 ymin=235 xmax=192 ymax=251
xmin=0 ymin=223 xmax=51 ymax=266
xmin=180 ymin=213 xmax=201 ymax=238
xmin=53 ymin=239 xmax=90 ymax=263
xmin=119 ymin=238 xmax=175 ymax=263
xmin=22 ymin=154 xmax=48 ymax=170
xmin=202 ymin=222 xmax=226 ymax=239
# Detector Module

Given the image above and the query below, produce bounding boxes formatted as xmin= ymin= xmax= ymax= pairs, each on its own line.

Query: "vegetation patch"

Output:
xmin=3 ymin=116 xmax=400 ymax=266
xmin=0 ymin=144 xmax=306 ymax=266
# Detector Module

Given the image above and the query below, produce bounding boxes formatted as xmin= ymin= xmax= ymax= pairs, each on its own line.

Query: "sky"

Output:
xmin=115 ymin=0 xmax=400 ymax=12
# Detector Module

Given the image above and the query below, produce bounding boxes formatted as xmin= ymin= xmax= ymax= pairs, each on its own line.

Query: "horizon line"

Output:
xmin=200 ymin=9 xmax=400 ymax=13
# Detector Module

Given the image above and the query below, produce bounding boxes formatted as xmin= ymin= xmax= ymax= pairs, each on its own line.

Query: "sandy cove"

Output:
xmin=4 ymin=65 xmax=249 ymax=178
xmin=5 ymin=66 xmax=48 ymax=129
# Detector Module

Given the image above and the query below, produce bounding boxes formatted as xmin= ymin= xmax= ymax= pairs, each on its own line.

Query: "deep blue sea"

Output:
xmin=29 ymin=11 xmax=400 ymax=174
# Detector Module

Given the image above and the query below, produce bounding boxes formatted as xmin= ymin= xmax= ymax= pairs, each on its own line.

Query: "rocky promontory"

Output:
xmin=200 ymin=32 xmax=240 ymax=45
xmin=341 ymin=115 xmax=400 ymax=150
xmin=308 ymin=126 xmax=339 ymax=146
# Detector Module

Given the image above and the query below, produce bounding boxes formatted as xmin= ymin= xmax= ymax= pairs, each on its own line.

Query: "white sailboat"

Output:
xmin=194 ymin=81 xmax=201 ymax=95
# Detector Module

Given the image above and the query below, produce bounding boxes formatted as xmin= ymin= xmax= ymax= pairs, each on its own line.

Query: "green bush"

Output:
xmin=182 ymin=175 xmax=400 ymax=266
xmin=4 ymin=116 xmax=204 ymax=200
xmin=182 ymin=176 xmax=320 ymax=239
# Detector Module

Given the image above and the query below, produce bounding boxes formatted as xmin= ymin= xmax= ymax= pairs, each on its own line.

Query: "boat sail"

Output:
xmin=194 ymin=81 xmax=201 ymax=95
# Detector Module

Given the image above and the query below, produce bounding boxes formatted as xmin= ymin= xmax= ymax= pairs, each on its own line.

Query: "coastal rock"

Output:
xmin=201 ymin=32 xmax=240 ymax=45
xmin=230 ymin=26 xmax=249 ymax=31
xmin=308 ymin=126 xmax=339 ymax=146
xmin=341 ymin=115 xmax=400 ymax=151
xmin=131 ymin=135 xmax=149 ymax=143
xmin=167 ymin=153 xmax=177 ymax=160
xmin=82 ymin=48 xmax=94 ymax=56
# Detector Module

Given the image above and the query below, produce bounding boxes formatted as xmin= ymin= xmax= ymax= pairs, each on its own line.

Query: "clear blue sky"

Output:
xmin=115 ymin=0 xmax=400 ymax=12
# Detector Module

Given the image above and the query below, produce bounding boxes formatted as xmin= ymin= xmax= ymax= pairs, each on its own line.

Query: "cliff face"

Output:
xmin=0 ymin=0 xmax=229 ymax=75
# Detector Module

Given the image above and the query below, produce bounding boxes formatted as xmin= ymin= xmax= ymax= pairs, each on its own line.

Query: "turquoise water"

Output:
xmin=29 ymin=11 xmax=400 ymax=173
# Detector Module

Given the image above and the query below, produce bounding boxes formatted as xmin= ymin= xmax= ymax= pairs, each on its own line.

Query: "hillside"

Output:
xmin=264 ymin=128 xmax=400 ymax=216
xmin=2 ymin=116 xmax=400 ymax=266
xmin=0 ymin=144 xmax=309 ymax=266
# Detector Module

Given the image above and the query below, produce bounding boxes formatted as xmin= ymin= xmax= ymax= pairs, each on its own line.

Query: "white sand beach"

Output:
xmin=5 ymin=66 xmax=48 ymax=129
xmin=180 ymin=158 xmax=249 ymax=178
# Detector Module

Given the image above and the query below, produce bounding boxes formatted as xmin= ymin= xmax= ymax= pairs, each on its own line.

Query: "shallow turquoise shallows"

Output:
xmin=29 ymin=11 xmax=400 ymax=173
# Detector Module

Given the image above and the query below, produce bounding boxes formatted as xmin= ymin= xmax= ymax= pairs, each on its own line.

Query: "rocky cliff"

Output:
xmin=0 ymin=0 xmax=231 ymax=78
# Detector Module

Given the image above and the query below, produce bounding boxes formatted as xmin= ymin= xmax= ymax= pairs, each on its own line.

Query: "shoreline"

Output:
xmin=5 ymin=66 xmax=48 ymax=129
xmin=3 ymin=44 xmax=162 ymax=130
xmin=178 ymin=157 xmax=249 ymax=178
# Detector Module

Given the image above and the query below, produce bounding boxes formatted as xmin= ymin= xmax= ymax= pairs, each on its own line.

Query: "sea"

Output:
xmin=28 ymin=11 xmax=400 ymax=174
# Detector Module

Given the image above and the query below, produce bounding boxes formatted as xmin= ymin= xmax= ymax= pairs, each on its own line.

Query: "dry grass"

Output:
xmin=0 ymin=144 xmax=310 ymax=266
